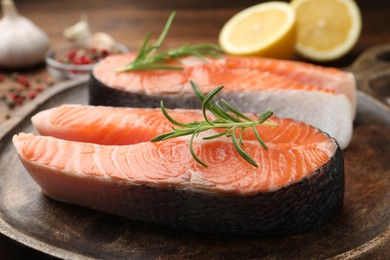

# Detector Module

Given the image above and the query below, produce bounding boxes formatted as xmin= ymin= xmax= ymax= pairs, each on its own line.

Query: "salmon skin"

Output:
xmin=89 ymin=54 xmax=355 ymax=149
xmin=16 ymin=107 xmax=345 ymax=236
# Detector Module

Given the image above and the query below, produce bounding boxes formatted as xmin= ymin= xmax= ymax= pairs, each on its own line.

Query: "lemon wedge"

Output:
xmin=218 ymin=1 xmax=296 ymax=59
xmin=291 ymin=0 xmax=362 ymax=62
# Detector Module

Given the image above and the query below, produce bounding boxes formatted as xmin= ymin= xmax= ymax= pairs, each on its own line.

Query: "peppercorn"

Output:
xmin=35 ymin=87 xmax=44 ymax=93
xmin=17 ymin=75 xmax=30 ymax=87
xmin=67 ymin=49 xmax=77 ymax=62
xmin=14 ymin=96 xmax=24 ymax=105
xmin=28 ymin=90 xmax=37 ymax=99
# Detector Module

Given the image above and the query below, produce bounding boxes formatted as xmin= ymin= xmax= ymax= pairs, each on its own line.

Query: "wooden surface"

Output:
xmin=13 ymin=0 xmax=390 ymax=65
xmin=11 ymin=0 xmax=389 ymax=51
xmin=0 ymin=0 xmax=389 ymax=258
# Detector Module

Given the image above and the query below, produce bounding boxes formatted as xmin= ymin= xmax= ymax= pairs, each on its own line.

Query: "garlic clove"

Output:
xmin=63 ymin=13 xmax=91 ymax=44
xmin=0 ymin=0 xmax=49 ymax=69
xmin=88 ymin=32 xmax=116 ymax=50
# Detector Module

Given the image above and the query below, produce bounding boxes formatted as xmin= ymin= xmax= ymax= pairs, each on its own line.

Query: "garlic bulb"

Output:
xmin=63 ymin=14 xmax=91 ymax=44
xmin=0 ymin=0 xmax=49 ymax=69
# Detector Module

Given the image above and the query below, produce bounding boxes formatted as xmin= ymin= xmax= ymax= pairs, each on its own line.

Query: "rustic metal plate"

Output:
xmin=0 ymin=47 xmax=389 ymax=258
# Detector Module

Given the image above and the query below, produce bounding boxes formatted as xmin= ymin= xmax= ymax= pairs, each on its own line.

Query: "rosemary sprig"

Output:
xmin=117 ymin=11 xmax=222 ymax=72
xmin=151 ymin=80 xmax=278 ymax=167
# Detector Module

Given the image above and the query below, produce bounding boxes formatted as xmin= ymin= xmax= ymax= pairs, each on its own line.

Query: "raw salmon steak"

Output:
xmin=89 ymin=54 xmax=354 ymax=149
xmin=15 ymin=108 xmax=344 ymax=236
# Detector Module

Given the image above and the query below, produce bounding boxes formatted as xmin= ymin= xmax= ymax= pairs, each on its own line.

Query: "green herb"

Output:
xmin=117 ymin=11 xmax=222 ymax=72
xmin=151 ymin=80 xmax=278 ymax=167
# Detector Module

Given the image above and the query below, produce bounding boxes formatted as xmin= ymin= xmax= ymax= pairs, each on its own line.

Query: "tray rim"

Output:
xmin=0 ymin=79 xmax=389 ymax=259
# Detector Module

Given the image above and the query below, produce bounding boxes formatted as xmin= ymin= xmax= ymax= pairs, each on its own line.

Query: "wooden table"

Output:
xmin=16 ymin=0 xmax=390 ymax=63
xmin=0 ymin=0 xmax=389 ymax=258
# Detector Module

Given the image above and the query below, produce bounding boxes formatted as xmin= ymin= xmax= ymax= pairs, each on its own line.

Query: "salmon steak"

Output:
xmin=15 ymin=106 xmax=344 ymax=236
xmin=89 ymin=54 xmax=355 ymax=149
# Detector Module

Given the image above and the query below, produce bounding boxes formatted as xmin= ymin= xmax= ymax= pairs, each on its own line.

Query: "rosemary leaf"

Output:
xmin=191 ymin=80 xmax=205 ymax=102
xmin=252 ymin=126 xmax=268 ymax=150
xmin=202 ymin=85 xmax=224 ymax=125
xmin=239 ymin=128 xmax=245 ymax=145
xmin=190 ymin=133 xmax=208 ymax=167
xmin=202 ymin=130 xmax=229 ymax=140
xmin=160 ymin=101 xmax=192 ymax=127
xmin=220 ymin=98 xmax=252 ymax=121
xmin=231 ymin=128 xmax=258 ymax=167
xmin=150 ymin=132 xmax=174 ymax=142
xmin=258 ymin=111 xmax=274 ymax=123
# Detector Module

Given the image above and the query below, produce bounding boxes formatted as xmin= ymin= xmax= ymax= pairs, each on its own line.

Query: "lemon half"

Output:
xmin=219 ymin=1 xmax=296 ymax=59
xmin=291 ymin=0 xmax=362 ymax=62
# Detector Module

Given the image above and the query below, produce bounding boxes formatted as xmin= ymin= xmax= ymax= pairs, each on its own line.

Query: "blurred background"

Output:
xmin=10 ymin=0 xmax=390 ymax=67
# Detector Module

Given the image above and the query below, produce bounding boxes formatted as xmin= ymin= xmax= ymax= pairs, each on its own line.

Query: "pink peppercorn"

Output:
xmin=14 ymin=96 xmax=24 ymax=105
xmin=67 ymin=49 xmax=77 ymax=61
xmin=17 ymin=75 xmax=30 ymax=87
xmin=28 ymin=91 xmax=37 ymax=99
